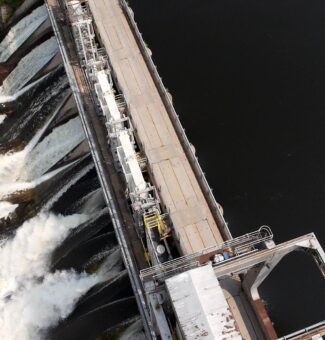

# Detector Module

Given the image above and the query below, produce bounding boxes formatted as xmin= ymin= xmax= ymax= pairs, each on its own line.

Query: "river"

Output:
xmin=129 ymin=0 xmax=325 ymax=336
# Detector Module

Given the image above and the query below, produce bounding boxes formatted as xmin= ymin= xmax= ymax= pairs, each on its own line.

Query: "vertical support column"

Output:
xmin=242 ymin=236 xmax=325 ymax=340
xmin=242 ymin=256 xmax=284 ymax=340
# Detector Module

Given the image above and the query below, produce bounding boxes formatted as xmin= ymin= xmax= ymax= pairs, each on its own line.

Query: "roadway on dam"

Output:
xmin=87 ymin=0 xmax=226 ymax=255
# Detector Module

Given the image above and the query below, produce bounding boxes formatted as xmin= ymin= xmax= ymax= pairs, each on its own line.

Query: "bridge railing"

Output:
xmin=118 ymin=0 xmax=232 ymax=241
xmin=277 ymin=321 xmax=325 ymax=339
xmin=140 ymin=226 xmax=273 ymax=285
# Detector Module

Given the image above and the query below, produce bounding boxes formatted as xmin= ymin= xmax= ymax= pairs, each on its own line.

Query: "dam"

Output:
xmin=43 ymin=0 xmax=325 ymax=338
xmin=0 ymin=0 xmax=324 ymax=338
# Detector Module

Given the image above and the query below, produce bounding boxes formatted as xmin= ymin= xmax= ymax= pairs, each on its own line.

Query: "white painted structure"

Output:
xmin=166 ymin=263 xmax=242 ymax=340
xmin=67 ymin=1 xmax=170 ymax=267
xmin=68 ymin=0 xmax=156 ymax=217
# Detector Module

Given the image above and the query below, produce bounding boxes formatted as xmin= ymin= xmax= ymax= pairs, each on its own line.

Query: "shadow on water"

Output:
xmin=50 ymin=297 xmax=139 ymax=340
xmin=51 ymin=168 xmax=100 ymax=215
xmin=52 ymin=231 xmax=117 ymax=272
xmin=259 ymin=251 xmax=325 ymax=336
xmin=51 ymin=211 xmax=113 ymax=270
xmin=129 ymin=0 xmax=325 ymax=334
xmin=62 ymin=271 xmax=133 ymax=322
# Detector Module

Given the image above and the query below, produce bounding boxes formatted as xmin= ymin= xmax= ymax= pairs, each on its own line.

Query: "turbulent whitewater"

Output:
xmin=0 ymin=212 xmax=89 ymax=294
xmin=0 ymin=116 xmax=84 ymax=198
xmin=0 ymin=40 xmax=101 ymax=338
xmin=0 ymin=270 xmax=100 ymax=340
xmin=0 ymin=2 xmax=141 ymax=338
xmin=0 ymin=201 xmax=18 ymax=219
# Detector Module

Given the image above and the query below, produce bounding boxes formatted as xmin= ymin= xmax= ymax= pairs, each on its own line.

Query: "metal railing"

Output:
xmin=45 ymin=1 xmax=154 ymax=338
xmin=118 ymin=0 xmax=232 ymax=241
xmin=278 ymin=320 xmax=325 ymax=339
xmin=140 ymin=226 xmax=273 ymax=284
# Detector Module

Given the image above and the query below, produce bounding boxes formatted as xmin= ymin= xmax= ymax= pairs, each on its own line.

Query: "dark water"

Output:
xmin=129 ymin=0 xmax=325 ymax=336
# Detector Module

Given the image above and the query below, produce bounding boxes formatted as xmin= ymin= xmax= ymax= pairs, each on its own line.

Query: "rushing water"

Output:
xmin=0 ymin=270 xmax=100 ymax=340
xmin=129 ymin=0 xmax=325 ymax=336
xmin=0 ymin=102 xmax=73 ymax=197
xmin=8 ymin=0 xmax=325 ymax=337
xmin=21 ymin=117 xmax=85 ymax=181
xmin=0 ymin=201 xmax=18 ymax=219
xmin=0 ymin=114 xmax=6 ymax=124
xmin=0 ymin=4 xmax=143 ymax=339
xmin=0 ymin=4 xmax=48 ymax=63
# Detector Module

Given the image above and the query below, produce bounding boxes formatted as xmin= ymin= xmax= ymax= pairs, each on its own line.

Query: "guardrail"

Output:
xmin=118 ymin=0 xmax=232 ymax=241
xmin=140 ymin=226 xmax=273 ymax=284
xmin=278 ymin=321 xmax=325 ymax=339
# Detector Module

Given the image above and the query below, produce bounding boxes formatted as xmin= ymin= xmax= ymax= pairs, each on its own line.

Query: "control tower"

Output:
xmin=45 ymin=0 xmax=325 ymax=338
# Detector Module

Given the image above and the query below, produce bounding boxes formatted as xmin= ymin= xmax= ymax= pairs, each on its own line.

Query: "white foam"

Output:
xmin=0 ymin=212 xmax=89 ymax=295
xmin=2 ymin=37 xmax=58 ymax=96
xmin=0 ymin=31 xmax=114 ymax=336
xmin=0 ymin=114 xmax=7 ymax=125
xmin=0 ymin=74 xmax=48 ymax=104
xmin=0 ymin=149 xmax=26 ymax=195
xmin=0 ymin=105 xmax=53 ymax=188
xmin=0 ymin=232 xmax=121 ymax=340
xmin=0 ymin=116 xmax=84 ymax=198
xmin=0 ymin=86 xmax=71 ymax=199
xmin=0 ymin=201 xmax=18 ymax=219
xmin=0 ymin=270 xmax=99 ymax=340
xmin=0 ymin=5 xmax=48 ymax=63
xmin=0 ymin=162 xmax=72 ymax=199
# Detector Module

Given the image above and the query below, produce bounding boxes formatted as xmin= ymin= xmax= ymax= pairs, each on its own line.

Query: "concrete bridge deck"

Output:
xmin=88 ymin=0 xmax=224 ymax=255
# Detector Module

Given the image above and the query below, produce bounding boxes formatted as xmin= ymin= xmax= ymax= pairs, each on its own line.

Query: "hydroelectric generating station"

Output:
xmin=0 ymin=0 xmax=324 ymax=339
